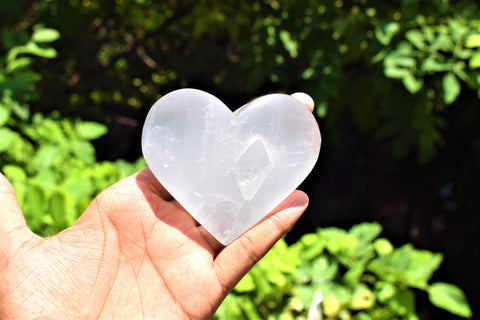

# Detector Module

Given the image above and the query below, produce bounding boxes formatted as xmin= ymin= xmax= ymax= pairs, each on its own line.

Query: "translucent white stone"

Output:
xmin=142 ymin=88 xmax=321 ymax=245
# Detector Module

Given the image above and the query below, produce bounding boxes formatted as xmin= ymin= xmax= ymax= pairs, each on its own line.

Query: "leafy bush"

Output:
xmin=4 ymin=1 xmax=479 ymax=164
xmin=0 ymin=26 xmax=145 ymax=236
xmin=214 ymin=222 xmax=472 ymax=320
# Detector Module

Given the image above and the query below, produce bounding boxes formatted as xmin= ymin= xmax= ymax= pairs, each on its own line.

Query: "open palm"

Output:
xmin=0 ymin=93 xmax=314 ymax=319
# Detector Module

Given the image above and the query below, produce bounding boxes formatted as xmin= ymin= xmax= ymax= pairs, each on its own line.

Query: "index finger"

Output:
xmin=291 ymin=92 xmax=315 ymax=112
xmin=235 ymin=92 xmax=315 ymax=114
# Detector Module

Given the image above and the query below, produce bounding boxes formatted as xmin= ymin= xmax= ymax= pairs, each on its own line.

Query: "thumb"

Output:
xmin=0 ymin=172 xmax=33 ymax=254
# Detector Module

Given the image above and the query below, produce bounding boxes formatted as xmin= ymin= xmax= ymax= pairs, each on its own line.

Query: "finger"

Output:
xmin=0 ymin=172 xmax=34 ymax=256
xmin=213 ymin=190 xmax=308 ymax=291
xmin=234 ymin=92 xmax=315 ymax=114
xmin=0 ymin=172 xmax=28 ymax=234
xmin=291 ymin=92 xmax=315 ymax=112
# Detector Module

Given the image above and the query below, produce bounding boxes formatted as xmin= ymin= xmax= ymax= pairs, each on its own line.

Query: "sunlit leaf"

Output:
xmin=465 ymin=34 xmax=480 ymax=48
xmin=375 ymin=22 xmax=400 ymax=45
xmin=49 ymin=191 xmax=67 ymax=227
xmin=279 ymin=30 xmax=298 ymax=58
xmin=0 ymin=127 xmax=16 ymax=152
xmin=405 ymin=29 xmax=425 ymax=50
xmin=403 ymin=74 xmax=424 ymax=94
xmin=428 ymin=283 xmax=472 ymax=318
xmin=349 ymin=222 xmax=382 ymax=243
xmin=76 ymin=121 xmax=108 ymax=140
xmin=0 ymin=107 xmax=11 ymax=126
xmin=469 ymin=52 xmax=480 ymax=69
xmin=234 ymin=273 xmax=256 ymax=293
xmin=442 ymin=72 xmax=461 ymax=104
xmin=32 ymin=28 xmax=61 ymax=43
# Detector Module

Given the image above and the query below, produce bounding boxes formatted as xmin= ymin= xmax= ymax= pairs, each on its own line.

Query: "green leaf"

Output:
xmin=0 ymin=107 xmax=11 ymax=126
xmin=374 ymin=238 xmax=394 ymax=256
xmin=6 ymin=57 xmax=32 ymax=73
xmin=384 ymin=66 xmax=411 ymax=79
xmin=2 ymin=165 xmax=27 ymax=181
xmin=311 ymin=256 xmax=338 ymax=283
xmin=318 ymin=282 xmax=351 ymax=306
xmin=442 ymin=72 xmax=461 ymax=104
xmin=32 ymin=28 xmax=61 ymax=43
xmin=465 ymin=34 xmax=480 ymax=48
xmin=350 ymin=284 xmax=375 ymax=310
xmin=321 ymin=227 xmax=358 ymax=257
xmin=375 ymin=281 xmax=397 ymax=303
xmin=368 ymin=244 xmax=442 ymax=288
xmin=422 ymin=57 xmax=452 ymax=73
xmin=23 ymin=184 xmax=45 ymax=229
xmin=404 ymin=247 xmax=443 ymax=288
xmin=76 ymin=121 xmax=108 ymax=140
xmin=0 ymin=127 xmax=16 ymax=152
xmin=469 ymin=52 xmax=480 ymax=69
xmin=428 ymin=282 xmax=472 ymax=318
xmin=279 ymin=30 xmax=298 ymax=58
xmin=49 ymin=191 xmax=68 ymax=227
xmin=343 ymin=263 xmax=365 ymax=287
xmin=403 ymin=74 xmax=424 ymax=94
xmin=375 ymin=22 xmax=401 ymax=45
xmin=234 ymin=273 xmax=256 ymax=293
xmin=349 ymin=222 xmax=382 ymax=243
xmin=71 ymin=141 xmax=96 ymax=164
xmin=25 ymin=42 xmax=58 ymax=58
xmin=405 ymin=29 xmax=426 ymax=50
xmin=386 ymin=288 xmax=418 ymax=319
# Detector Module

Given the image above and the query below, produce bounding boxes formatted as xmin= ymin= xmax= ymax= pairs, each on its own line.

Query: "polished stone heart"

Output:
xmin=142 ymin=89 xmax=321 ymax=245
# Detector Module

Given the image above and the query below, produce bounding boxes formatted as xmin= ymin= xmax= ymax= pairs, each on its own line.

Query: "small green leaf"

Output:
xmin=49 ymin=191 xmax=67 ymax=227
xmin=384 ymin=66 xmax=411 ymax=79
xmin=0 ymin=127 xmax=16 ymax=152
xmin=76 ymin=121 xmax=108 ymax=140
xmin=386 ymin=288 xmax=417 ymax=319
xmin=349 ymin=222 xmax=382 ymax=243
xmin=25 ymin=42 xmax=57 ymax=58
xmin=343 ymin=263 xmax=365 ymax=287
xmin=2 ymin=165 xmax=27 ymax=181
xmin=318 ymin=282 xmax=351 ymax=306
xmin=403 ymin=74 xmax=424 ymax=94
xmin=234 ymin=273 xmax=256 ymax=293
xmin=375 ymin=22 xmax=401 ymax=45
xmin=32 ymin=28 xmax=61 ymax=43
xmin=443 ymin=72 xmax=461 ymax=104
xmin=465 ymin=34 xmax=480 ymax=48
xmin=375 ymin=281 xmax=397 ymax=303
xmin=6 ymin=57 xmax=32 ymax=73
xmin=311 ymin=256 xmax=338 ymax=283
xmin=71 ymin=141 xmax=96 ymax=164
xmin=405 ymin=29 xmax=426 ymax=50
xmin=23 ymin=184 xmax=45 ymax=228
xmin=279 ymin=30 xmax=298 ymax=58
xmin=428 ymin=282 xmax=472 ymax=318
xmin=374 ymin=238 xmax=394 ymax=256
xmin=469 ymin=52 xmax=480 ymax=69
xmin=350 ymin=284 xmax=375 ymax=310
xmin=0 ymin=107 xmax=11 ymax=126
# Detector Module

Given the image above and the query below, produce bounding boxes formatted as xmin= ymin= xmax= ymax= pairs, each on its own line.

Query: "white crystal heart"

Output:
xmin=142 ymin=88 xmax=321 ymax=245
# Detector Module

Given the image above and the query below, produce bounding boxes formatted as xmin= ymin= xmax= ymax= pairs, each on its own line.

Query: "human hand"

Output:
xmin=0 ymin=93 xmax=314 ymax=320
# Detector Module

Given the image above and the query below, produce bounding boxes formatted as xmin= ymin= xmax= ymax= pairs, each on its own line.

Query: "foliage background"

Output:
xmin=1 ymin=0 xmax=479 ymax=318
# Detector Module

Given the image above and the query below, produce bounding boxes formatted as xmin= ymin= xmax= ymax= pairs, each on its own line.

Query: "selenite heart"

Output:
xmin=142 ymin=88 xmax=321 ymax=245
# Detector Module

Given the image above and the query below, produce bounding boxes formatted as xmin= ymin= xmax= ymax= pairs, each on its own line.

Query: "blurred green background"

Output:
xmin=1 ymin=0 xmax=479 ymax=319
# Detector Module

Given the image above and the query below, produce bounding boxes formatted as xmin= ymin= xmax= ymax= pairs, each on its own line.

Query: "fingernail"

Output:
xmin=289 ymin=191 xmax=309 ymax=208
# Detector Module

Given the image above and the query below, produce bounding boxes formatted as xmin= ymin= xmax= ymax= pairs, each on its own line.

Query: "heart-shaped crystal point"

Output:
xmin=142 ymin=89 xmax=321 ymax=245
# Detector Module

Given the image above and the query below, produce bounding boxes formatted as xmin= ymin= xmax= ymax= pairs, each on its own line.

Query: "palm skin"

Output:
xmin=0 ymin=93 xmax=314 ymax=320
